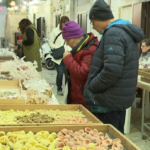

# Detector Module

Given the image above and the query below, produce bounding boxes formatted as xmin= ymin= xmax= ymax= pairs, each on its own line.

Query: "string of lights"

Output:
xmin=6 ymin=0 xmax=39 ymax=12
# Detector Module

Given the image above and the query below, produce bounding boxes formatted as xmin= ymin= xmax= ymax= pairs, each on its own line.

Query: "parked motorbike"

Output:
xmin=40 ymin=38 xmax=55 ymax=70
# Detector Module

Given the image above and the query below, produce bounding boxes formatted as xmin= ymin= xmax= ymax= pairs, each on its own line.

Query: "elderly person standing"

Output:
xmin=139 ymin=38 xmax=150 ymax=68
xmin=62 ymin=21 xmax=98 ymax=105
xmin=83 ymin=0 xmax=144 ymax=133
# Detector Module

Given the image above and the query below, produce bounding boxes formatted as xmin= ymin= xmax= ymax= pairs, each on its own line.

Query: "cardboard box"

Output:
xmin=0 ymin=104 xmax=102 ymax=125
xmin=0 ymin=80 xmax=25 ymax=104
xmin=0 ymin=124 xmax=140 ymax=150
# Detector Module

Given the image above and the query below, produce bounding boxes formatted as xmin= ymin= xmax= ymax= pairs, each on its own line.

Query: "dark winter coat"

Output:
xmin=83 ymin=19 xmax=144 ymax=111
xmin=63 ymin=33 xmax=98 ymax=105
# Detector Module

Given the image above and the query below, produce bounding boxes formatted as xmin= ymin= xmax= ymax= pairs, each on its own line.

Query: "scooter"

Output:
xmin=40 ymin=38 xmax=55 ymax=70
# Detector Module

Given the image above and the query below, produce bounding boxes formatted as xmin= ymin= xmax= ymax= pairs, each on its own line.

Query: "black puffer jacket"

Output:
xmin=83 ymin=21 xmax=144 ymax=111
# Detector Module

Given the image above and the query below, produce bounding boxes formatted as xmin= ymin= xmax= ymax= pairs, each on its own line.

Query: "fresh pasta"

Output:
xmin=0 ymin=128 xmax=124 ymax=150
xmin=0 ymin=109 xmax=86 ymax=124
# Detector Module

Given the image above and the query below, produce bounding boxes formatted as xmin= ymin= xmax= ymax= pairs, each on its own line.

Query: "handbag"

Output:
xmin=52 ymin=32 xmax=65 ymax=60
xmin=16 ymin=45 xmax=24 ymax=58
xmin=53 ymin=45 xmax=65 ymax=59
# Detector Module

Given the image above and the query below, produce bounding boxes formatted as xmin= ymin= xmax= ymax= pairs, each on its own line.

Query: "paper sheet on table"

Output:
xmin=48 ymin=94 xmax=59 ymax=104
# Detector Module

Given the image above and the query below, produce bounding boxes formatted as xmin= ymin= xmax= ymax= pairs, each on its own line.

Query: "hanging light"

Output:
xmin=23 ymin=5 xmax=26 ymax=9
xmin=29 ymin=1 xmax=33 ymax=5
xmin=15 ymin=6 xmax=18 ymax=10
xmin=9 ymin=1 xmax=16 ymax=6
xmin=23 ymin=1 xmax=27 ymax=5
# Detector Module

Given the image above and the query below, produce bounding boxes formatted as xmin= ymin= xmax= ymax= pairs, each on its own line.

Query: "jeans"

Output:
xmin=93 ymin=110 xmax=126 ymax=134
xmin=55 ymin=61 xmax=66 ymax=91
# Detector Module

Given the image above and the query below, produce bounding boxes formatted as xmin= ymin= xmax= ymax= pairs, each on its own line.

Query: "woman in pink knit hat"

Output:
xmin=62 ymin=21 xmax=98 ymax=105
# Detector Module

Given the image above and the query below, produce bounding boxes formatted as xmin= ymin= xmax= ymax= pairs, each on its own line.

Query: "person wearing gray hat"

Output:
xmin=83 ymin=0 xmax=144 ymax=133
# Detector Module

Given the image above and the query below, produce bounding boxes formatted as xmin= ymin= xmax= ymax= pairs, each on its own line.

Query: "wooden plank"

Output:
xmin=108 ymin=125 xmax=140 ymax=150
xmin=0 ymin=80 xmax=19 ymax=86
xmin=137 ymin=76 xmax=150 ymax=91
xmin=78 ymin=105 xmax=101 ymax=123
xmin=141 ymin=77 xmax=150 ymax=83
xmin=0 ymin=104 xmax=80 ymax=111
xmin=138 ymin=68 xmax=150 ymax=79
xmin=0 ymin=124 xmax=140 ymax=150
xmin=0 ymin=56 xmax=14 ymax=62
xmin=0 ymin=99 xmax=25 ymax=104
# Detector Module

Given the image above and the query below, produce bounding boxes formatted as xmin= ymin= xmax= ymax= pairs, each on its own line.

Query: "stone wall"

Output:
xmin=5 ymin=12 xmax=28 ymax=45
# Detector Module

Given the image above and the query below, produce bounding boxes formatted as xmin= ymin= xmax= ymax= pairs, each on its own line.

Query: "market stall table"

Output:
xmin=137 ymin=76 xmax=150 ymax=139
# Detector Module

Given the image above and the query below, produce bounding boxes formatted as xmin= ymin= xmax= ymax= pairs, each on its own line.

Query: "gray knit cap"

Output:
xmin=89 ymin=0 xmax=114 ymax=21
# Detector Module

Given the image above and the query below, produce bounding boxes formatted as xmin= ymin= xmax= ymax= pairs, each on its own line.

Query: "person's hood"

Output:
xmin=27 ymin=24 xmax=37 ymax=30
xmin=106 ymin=19 xmax=144 ymax=43
xmin=71 ymin=33 xmax=98 ymax=55
xmin=83 ymin=32 xmax=99 ymax=49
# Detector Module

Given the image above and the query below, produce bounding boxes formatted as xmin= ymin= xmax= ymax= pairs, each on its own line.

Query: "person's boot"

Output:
xmin=57 ymin=91 xmax=63 ymax=96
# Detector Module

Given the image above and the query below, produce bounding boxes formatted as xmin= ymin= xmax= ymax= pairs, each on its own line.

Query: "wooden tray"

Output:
xmin=141 ymin=76 xmax=150 ymax=83
xmin=138 ymin=68 xmax=150 ymax=79
xmin=0 ymin=55 xmax=14 ymax=62
xmin=0 ymin=104 xmax=102 ymax=125
xmin=0 ymin=124 xmax=140 ymax=150
xmin=0 ymin=80 xmax=25 ymax=104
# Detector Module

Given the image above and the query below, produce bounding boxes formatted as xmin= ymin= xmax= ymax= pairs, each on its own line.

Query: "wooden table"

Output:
xmin=137 ymin=76 xmax=150 ymax=139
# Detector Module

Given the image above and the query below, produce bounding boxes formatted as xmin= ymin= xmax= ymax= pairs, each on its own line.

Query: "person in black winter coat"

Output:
xmin=83 ymin=0 xmax=144 ymax=133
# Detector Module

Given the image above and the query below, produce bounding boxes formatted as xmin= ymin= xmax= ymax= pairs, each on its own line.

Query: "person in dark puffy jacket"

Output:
xmin=83 ymin=0 xmax=144 ymax=133
xmin=62 ymin=21 xmax=98 ymax=105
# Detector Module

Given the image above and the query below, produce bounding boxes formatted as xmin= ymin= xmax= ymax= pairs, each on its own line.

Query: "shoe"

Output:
xmin=57 ymin=91 xmax=63 ymax=96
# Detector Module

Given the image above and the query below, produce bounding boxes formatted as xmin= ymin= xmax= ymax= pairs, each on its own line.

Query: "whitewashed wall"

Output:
xmin=71 ymin=0 xmax=111 ymax=40
xmin=0 ymin=6 xmax=7 ymax=37
xmin=28 ymin=0 xmax=52 ymax=38
xmin=29 ymin=0 xmax=71 ymax=38
xmin=27 ymin=0 xmax=146 ymax=40
xmin=117 ymin=0 xmax=146 ymax=22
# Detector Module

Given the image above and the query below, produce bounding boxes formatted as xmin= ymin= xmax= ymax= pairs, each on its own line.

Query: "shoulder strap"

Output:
xmin=53 ymin=32 xmax=62 ymax=44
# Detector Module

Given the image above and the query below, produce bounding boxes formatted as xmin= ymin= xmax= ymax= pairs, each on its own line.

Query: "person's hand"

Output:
xmin=14 ymin=46 xmax=18 ymax=50
xmin=18 ymin=39 xmax=23 ymax=44
xmin=63 ymin=51 xmax=71 ymax=59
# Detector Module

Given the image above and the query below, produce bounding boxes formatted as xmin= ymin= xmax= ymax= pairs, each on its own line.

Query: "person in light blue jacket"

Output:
xmin=83 ymin=0 xmax=144 ymax=133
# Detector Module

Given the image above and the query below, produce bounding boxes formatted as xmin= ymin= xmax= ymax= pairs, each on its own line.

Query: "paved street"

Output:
xmin=39 ymin=66 xmax=65 ymax=104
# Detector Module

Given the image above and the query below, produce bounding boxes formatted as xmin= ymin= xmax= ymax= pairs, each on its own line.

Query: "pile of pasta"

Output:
xmin=57 ymin=128 xmax=123 ymax=150
xmin=15 ymin=112 xmax=55 ymax=123
xmin=0 ymin=128 xmax=124 ymax=150
xmin=55 ymin=118 xmax=92 ymax=124
xmin=23 ymin=79 xmax=53 ymax=104
xmin=26 ymin=94 xmax=50 ymax=104
xmin=0 ymin=109 xmax=86 ymax=124
xmin=0 ymin=130 xmax=59 ymax=150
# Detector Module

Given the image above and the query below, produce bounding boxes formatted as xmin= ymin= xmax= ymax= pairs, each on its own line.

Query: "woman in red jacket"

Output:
xmin=62 ymin=21 xmax=98 ymax=105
